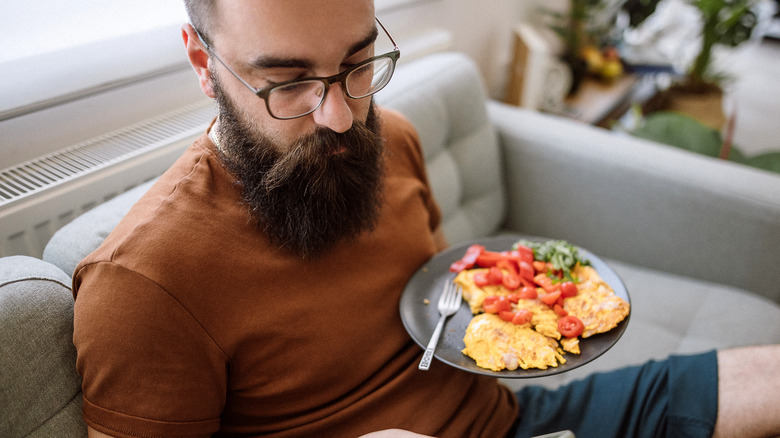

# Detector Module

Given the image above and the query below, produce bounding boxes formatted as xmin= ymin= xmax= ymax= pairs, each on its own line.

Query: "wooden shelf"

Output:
xmin=558 ymin=74 xmax=641 ymax=127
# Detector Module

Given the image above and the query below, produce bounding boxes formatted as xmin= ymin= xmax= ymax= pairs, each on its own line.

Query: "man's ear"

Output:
xmin=182 ymin=23 xmax=216 ymax=98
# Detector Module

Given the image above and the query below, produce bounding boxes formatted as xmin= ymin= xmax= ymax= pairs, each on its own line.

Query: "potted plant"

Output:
xmin=546 ymin=0 xmax=628 ymax=94
xmin=628 ymin=0 xmax=759 ymax=128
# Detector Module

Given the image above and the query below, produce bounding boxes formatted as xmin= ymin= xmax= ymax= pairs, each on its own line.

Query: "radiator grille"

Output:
xmin=0 ymin=100 xmax=216 ymax=207
xmin=0 ymin=99 xmax=216 ymax=258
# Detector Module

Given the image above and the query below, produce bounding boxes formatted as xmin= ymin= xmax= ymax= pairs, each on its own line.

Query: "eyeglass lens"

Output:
xmin=266 ymin=56 xmax=395 ymax=119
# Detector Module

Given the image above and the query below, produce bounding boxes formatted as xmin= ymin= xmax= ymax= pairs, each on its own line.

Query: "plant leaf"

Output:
xmin=741 ymin=152 xmax=780 ymax=173
xmin=630 ymin=111 xmax=723 ymax=157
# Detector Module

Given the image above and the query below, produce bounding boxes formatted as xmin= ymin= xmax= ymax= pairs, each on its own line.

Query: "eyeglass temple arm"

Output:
xmin=374 ymin=17 xmax=400 ymax=53
xmin=191 ymin=26 xmax=262 ymax=93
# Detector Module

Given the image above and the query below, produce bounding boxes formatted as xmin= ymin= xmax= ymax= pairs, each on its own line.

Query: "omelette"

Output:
xmin=462 ymin=314 xmax=565 ymax=371
xmin=564 ymin=265 xmax=631 ymax=338
xmin=455 ymin=262 xmax=629 ymax=371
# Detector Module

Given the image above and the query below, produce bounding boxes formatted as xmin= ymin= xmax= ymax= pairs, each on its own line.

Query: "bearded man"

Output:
xmin=72 ymin=0 xmax=516 ymax=436
xmin=72 ymin=1 xmax=780 ymax=438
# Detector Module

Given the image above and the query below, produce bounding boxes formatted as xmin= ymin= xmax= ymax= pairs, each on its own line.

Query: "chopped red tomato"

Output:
xmin=507 ymin=293 xmax=521 ymax=303
xmin=518 ymin=285 xmax=538 ymax=300
xmin=520 ymin=277 xmax=535 ymax=288
xmin=512 ymin=309 xmax=533 ymax=325
xmin=496 ymin=259 xmax=518 ymax=274
xmin=553 ymin=304 xmax=568 ymax=317
xmin=560 ymin=281 xmax=578 ymax=298
xmin=498 ymin=310 xmax=516 ymax=322
xmin=518 ymin=261 xmax=535 ymax=282
xmin=482 ymin=295 xmax=512 ymax=314
xmin=450 ymin=244 xmax=485 ymax=272
xmin=514 ymin=245 xmax=535 ymax=265
xmin=558 ymin=315 xmax=585 ymax=338
xmin=473 ymin=271 xmax=489 ymax=287
xmin=532 ymin=261 xmax=548 ymax=273
xmin=502 ymin=274 xmax=521 ymax=290
xmin=475 ymin=250 xmax=505 ymax=268
xmin=533 ymin=273 xmax=560 ymax=293
xmin=474 ymin=267 xmax=504 ymax=287
xmin=500 ymin=250 xmax=523 ymax=268
xmin=487 ymin=266 xmax=503 ymax=284
xmin=495 ymin=260 xmax=521 ymax=290
xmin=539 ymin=290 xmax=561 ymax=306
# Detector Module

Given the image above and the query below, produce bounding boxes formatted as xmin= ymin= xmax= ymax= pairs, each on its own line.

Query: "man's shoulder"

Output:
xmin=74 ymin=135 xmax=245 ymax=282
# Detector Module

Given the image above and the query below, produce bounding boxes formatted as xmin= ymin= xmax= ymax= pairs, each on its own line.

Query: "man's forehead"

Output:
xmin=212 ymin=0 xmax=376 ymax=57
xmin=246 ymin=27 xmax=379 ymax=71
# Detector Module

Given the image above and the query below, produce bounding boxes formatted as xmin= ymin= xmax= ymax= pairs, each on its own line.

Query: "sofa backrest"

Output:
xmin=376 ymin=52 xmax=507 ymax=245
xmin=43 ymin=52 xmax=507 ymax=275
xmin=0 ymin=256 xmax=86 ymax=437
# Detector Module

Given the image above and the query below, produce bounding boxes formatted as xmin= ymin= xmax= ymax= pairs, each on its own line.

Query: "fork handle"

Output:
xmin=418 ymin=315 xmax=447 ymax=370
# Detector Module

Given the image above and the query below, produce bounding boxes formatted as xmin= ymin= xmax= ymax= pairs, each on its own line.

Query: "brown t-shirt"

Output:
xmin=73 ymin=108 xmax=518 ymax=437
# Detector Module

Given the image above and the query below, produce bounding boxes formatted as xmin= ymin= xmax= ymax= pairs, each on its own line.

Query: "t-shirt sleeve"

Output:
xmin=73 ymin=261 xmax=227 ymax=437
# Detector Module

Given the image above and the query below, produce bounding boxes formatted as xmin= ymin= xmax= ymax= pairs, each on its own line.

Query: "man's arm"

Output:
xmin=713 ymin=345 xmax=780 ymax=437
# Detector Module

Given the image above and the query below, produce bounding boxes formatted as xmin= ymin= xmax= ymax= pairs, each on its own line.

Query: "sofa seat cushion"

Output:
xmin=0 ymin=256 xmax=85 ymax=437
xmin=501 ymin=258 xmax=780 ymax=391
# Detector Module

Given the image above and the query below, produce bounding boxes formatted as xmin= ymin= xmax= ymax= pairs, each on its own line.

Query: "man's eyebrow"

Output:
xmin=346 ymin=26 xmax=379 ymax=59
xmin=246 ymin=25 xmax=380 ymax=71
xmin=247 ymin=56 xmax=314 ymax=71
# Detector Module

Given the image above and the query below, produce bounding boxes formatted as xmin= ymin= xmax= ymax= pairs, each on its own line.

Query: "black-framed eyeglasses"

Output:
xmin=195 ymin=17 xmax=400 ymax=120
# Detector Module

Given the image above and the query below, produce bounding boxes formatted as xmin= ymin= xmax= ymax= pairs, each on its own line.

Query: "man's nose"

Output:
xmin=312 ymin=83 xmax=353 ymax=133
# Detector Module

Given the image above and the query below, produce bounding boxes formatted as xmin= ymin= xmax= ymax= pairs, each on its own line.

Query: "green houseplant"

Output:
xmin=684 ymin=0 xmax=758 ymax=88
xmin=543 ymin=0 xmax=628 ymax=94
xmin=623 ymin=0 xmax=758 ymax=87
xmin=627 ymin=0 xmax=759 ymax=128
xmin=545 ymin=0 xmax=604 ymax=94
xmin=625 ymin=110 xmax=780 ymax=174
xmin=618 ymin=1 xmax=776 ymax=173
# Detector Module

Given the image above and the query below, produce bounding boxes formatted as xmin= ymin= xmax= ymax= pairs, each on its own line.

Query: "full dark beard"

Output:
xmin=213 ymin=80 xmax=385 ymax=259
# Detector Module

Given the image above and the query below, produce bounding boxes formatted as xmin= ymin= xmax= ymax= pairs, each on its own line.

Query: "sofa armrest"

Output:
xmin=488 ymin=100 xmax=780 ymax=301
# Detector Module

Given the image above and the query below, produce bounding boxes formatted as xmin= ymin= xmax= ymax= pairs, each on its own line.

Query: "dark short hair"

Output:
xmin=183 ymin=0 xmax=218 ymax=46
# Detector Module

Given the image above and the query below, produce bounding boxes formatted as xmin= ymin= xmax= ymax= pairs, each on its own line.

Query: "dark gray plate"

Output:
xmin=400 ymin=234 xmax=631 ymax=378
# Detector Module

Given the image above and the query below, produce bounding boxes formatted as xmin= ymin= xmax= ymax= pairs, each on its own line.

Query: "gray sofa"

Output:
xmin=2 ymin=51 xmax=779 ymax=437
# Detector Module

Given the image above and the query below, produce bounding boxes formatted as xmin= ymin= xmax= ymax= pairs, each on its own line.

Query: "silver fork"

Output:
xmin=418 ymin=279 xmax=463 ymax=370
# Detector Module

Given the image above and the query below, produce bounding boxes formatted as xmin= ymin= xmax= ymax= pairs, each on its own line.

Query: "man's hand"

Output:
xmin=92 ymin=425 xmax=434 ymax=437
xmin=359 ymin=430 xmax=435 ymax=438
xmin=88 ymin=426 xmax=114 ymax=437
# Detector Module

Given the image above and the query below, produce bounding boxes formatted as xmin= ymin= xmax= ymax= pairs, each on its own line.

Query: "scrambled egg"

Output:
xmin=564 ymin=266 xmax=631 ymax=338
xmin=462 ymin=314 xmax=565 ymax=371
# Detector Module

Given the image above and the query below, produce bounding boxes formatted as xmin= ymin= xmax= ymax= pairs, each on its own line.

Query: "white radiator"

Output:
xmin=0 ymin=99 xmax=216 ymax=258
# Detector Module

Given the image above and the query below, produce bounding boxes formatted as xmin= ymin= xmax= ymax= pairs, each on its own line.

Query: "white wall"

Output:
xmin=381 ymin=0 xmax=530 ymax=99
